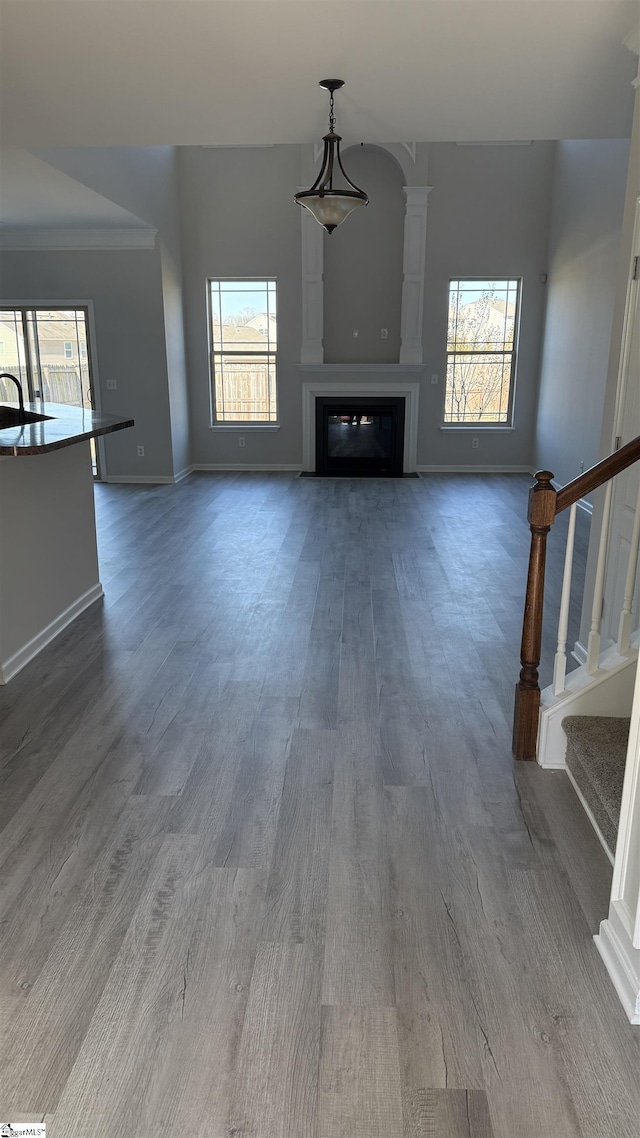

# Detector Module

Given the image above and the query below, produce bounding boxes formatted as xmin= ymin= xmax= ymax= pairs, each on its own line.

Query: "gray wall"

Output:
xmin=0 ymin=247 xmax=175 ymax=478
xmin=4 ymin=138 xmax=626 ymax=481
xmin=534 ymin=139 xmax=630 ymax=491
xmin=35 ymin=146 xmax=192 ymax=478
xmin=580 ymin=89 xmax=640 ymax=650
xmin=419 ymin=141 xmax=555 ymax=469
xmin=178 ymin=140 xmax=557 ymax=470
xmin=35 ymin=146 xmax=181 ymax=252
xmin=178 ymin=145 xmax=302 ymax=468
xmin=323 ymin=144 xmax=405 ymax=364
xmin=0 ymin=443 xmax=99 ymax=675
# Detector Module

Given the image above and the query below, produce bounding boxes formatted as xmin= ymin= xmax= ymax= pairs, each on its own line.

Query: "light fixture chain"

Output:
xmin=328 ymin=90 xmax=336 ymax=133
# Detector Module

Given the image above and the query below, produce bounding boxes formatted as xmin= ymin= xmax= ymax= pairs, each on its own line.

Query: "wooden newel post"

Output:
xmin=513 ymin=471 xmax=557 ymax=760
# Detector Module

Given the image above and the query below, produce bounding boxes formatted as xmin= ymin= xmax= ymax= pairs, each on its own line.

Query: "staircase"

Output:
xmin=512 ymin=436 xmax=640 ymax=854
xmin=562 ymin=715 xmax=631 ymax=861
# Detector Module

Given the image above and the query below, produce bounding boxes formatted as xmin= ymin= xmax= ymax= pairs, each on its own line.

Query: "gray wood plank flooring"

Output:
xmin=1 ymin=471 xmax=638 ymax=1138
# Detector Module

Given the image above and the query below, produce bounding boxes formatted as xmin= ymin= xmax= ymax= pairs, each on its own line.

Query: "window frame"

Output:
xmin=0 ymin=303 xmax=101 ymax=477
xmin=206 ymin=277 xmax=279 ymax=427
xmin=442 ymin=277 xmax=522 ymax=429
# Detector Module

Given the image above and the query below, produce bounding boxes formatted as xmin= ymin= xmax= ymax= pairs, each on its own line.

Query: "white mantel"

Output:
xmin=300 ymin=367 xmax=422 ymax=474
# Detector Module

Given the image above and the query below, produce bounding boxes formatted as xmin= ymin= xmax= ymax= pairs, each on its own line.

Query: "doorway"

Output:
xmin=0 ymin=306 xmax=101 ymax=477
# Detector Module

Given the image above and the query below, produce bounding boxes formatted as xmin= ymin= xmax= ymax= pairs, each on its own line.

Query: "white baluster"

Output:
xmin=617 ymin=477 xmax=640 ymax=655
xmin=553 ymin=502 xmax=577 ymax=696
xmin=587 ymin=480 xmax=614 ymax=675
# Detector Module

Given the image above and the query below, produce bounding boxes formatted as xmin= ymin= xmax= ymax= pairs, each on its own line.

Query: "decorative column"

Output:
xmin=299 ymin=191 xmax=324 ymax=365
xmin=399 ymin=186 xmax=431 ymax=365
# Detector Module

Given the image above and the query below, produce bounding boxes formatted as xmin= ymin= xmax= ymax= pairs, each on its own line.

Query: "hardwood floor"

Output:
xmin=1 ymin=472 xmax=637 ymax=1138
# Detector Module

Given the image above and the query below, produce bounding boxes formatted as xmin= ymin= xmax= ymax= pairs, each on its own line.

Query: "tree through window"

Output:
xmin=444 ymin=279 xmax=521 ymax=424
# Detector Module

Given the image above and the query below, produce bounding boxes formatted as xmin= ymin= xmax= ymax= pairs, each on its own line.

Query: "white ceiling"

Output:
xmin=0 ymin=1 xmax=637 ymax=147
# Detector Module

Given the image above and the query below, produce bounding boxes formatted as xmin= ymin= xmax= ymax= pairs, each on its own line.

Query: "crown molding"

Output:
xmin=0 ymin=228 xmax=158 ymax=251
xmin=456 ymin=140 xmax=533 ymax=147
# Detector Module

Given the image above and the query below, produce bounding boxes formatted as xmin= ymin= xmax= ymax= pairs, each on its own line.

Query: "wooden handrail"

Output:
xmin=513 ymin=434 xmax=640 ymax=760
xmin=556 ymin=434 xmax=640 ymax=514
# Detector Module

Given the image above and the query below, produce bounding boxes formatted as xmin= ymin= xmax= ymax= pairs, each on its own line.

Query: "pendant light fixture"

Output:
xmin=295 ymin=79 xmax=369 ymax=234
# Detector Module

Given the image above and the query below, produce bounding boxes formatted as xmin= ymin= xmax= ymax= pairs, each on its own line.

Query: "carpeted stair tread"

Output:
xmin=562 ymin=715 xmax=630 ymax=854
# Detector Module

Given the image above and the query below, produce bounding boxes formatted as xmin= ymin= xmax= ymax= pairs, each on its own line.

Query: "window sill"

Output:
xmin=440 ymin=425 xmax=515 ymax=433
xmin=210 ymin=423 xmax=281 ymax=431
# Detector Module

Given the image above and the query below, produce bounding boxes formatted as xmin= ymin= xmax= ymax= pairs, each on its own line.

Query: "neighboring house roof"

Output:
xmin=218 ymin=324 xmax=267 ymax=344
xmin=244 ymin=313 xmax=277 ymax=332
xmin=0 ymin=317 xmax=83 ymax=342
xmin=212 ymin=315 xmax=276 ymax=347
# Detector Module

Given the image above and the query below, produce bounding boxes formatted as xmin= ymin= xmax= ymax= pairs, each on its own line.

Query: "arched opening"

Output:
xmin=323 ymin=144 xmax=405 ymax=364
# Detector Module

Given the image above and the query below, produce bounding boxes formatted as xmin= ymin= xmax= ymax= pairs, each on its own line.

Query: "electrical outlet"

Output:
xmin=352 ymin=329 xmax=359 ymax=338
xmin=579 ymin=460 xmax=584 ymax=474
xmin=238 ymin=436 xmax=246 ymax=448
xmin=472 ymin=438 xmax=479 ymax=450
xmin=106 ymin=379 xmax=117 ymax=390
xmin=431 ymin=373 xmax=438 ymax=385
xmin=137 ymin=445 xmax=145 ymax=457
xmin=380 ymin=328 xmax=388 ymax=339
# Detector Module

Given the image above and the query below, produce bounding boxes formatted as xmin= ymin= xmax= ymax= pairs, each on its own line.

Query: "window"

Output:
xmin=0 ymin=307 xmax=99 ymax=475
xmin=444 ymin=278 xmax=521 ymax=424
xmin=208 ymin=279 xmax=277 ymax=423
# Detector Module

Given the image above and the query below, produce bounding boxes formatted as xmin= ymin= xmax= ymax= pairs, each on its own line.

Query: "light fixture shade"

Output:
xmin=295 ymin=80 xmax=369 ymax=234
xmin=296 ymin=189 xmax=367 ymax=234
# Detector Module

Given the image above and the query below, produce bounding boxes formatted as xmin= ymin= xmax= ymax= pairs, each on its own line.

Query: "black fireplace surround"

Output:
xmin=315 ymin=396 xmax=405 ymax=477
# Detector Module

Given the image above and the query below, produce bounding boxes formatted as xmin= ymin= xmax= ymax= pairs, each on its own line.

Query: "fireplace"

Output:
xmin=315 ymin=396 xmax=405 ymax=477
xmin=301 ymin=376 xmax=420 ymax=475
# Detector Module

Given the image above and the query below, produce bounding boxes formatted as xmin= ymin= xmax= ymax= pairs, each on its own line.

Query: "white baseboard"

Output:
xmin=103 ymin=468 xmax=195 ymax=485
xmin=102 ymin=474 xmax=176 ymax=485
xmin=550 ymin=477 xmax=593 ymax=517
xmin=191 ymin=463 xmax=303 ymax=472
xmin=0 ymin=582 xmax=103 ymax=684
xmin=565 ymin=767 xmax=614 ymax=865
xmin=103 ymin=465 xmax=302 ymax=481
xmin=594 ymin=916 xmax=640 ymax=1024
xmin=416 ymin=465 xmax=532 ymax=474
xmin=572 ymin=640 xmax=588 ymax=666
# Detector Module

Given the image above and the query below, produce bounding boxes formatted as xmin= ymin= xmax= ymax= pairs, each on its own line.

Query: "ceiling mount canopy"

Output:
xmin=294 ymin=79 xmax=369 ymax=235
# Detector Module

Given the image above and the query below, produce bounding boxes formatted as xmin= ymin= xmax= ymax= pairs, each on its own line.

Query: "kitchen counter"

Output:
xmin=0 ymin=401 xmax=134 ymax=456
xmin=0 ymin=400 xmax=134 ymax=683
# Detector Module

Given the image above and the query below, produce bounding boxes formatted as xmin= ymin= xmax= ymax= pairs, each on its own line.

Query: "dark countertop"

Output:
xmin=0 ymin=402 xmax=134 ymax=456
